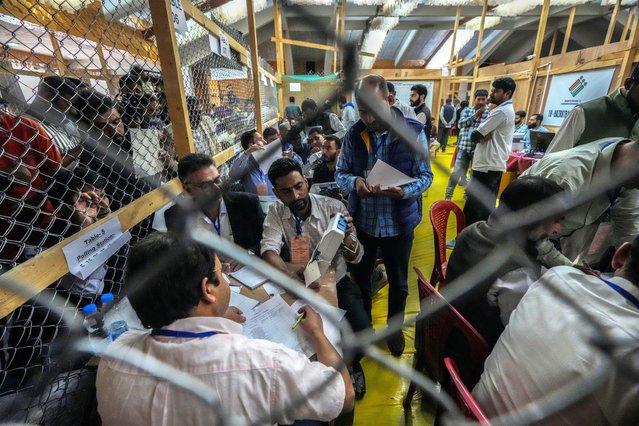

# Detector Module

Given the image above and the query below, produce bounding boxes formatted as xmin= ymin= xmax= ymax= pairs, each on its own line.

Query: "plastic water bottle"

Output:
xmin=100 ymin=293 xmax=116 ymax=314
xmin=82 ymin=304 xmax=105 ymax=336
xmin=101 ymin=293 xmax=130 ymax=341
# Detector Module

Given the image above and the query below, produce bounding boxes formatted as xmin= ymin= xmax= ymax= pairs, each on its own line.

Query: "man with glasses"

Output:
xmin=165 ymin=153 xmax=265 ymax=271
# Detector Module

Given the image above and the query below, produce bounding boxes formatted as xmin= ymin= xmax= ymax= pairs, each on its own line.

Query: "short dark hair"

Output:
xmin=177 ymin=153 xmax=215 ymax=182
xmin=624 ymin=236 xmax=639 ymax=284
xmin=460 ymin=100 xmax=469 ymax=109
xmin=631 ymin=64 xmax=639 ymax=82
xmin=495 ymin=176 xmax=564 ymax=226
xmin=492 ymin=77 xmax=516 ymax=97
xmin=263 ymin=126 xmax=278 ymax=140
xmin=74 ymin=89 xmax=116 ymax=122
xmin=515 ymin=110 xmax=527 ymax=119
xmin=119 ymin=67 xmax=147 ymax=89
xmin=268 ymin=157 xmax=303 ymax=187
xmin=533 ymin=113 xmax=544 ymax=123
xmin=301 ymin=98 xmax=318 ymax=112
xmin=126 ymin=232 xmax=218 ymax=329
xmin=474 ymin=89 xmax=489 ymax=98
xmin=289 ymin=96 xmax=295 ymax=102
xmin=307 ymin=126 xmax=323 ymax=137
xmin=241 ymin=129 xmax=258 ymax=150
xmin=387 ymin=81 xmax=396 ymax=93
xmin=37 ymin=76 xmax=83 ymax=100
xmin=356 ymin=74 xmax=389 ymax=100
xmin=338 ymin=95 xmax=347 ymax=104
xmin=325 ymin=134 xmax=342 ymax=149
xmin=411 ymin=84 xmax=428 ymax=98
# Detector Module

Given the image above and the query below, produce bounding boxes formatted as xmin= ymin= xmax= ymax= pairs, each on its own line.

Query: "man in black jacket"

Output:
xmin=165 ymin=154 xmax=265 ymax=270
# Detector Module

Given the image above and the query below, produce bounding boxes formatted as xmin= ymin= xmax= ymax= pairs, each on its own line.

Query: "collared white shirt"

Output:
xmin=202 ymin=200 xmax=233 ymax=242
xmin=472 ymin=100 xmax=515 ymax=172
xmin=473 ymin=266 xmax=639 ymax=425
xmin=522 ymin=137 xmax=639 ymax=265
xmin=260 ymin=194 xmax=362 ymax=281
xmin=97 ymin=316 xmax=345 ymax=426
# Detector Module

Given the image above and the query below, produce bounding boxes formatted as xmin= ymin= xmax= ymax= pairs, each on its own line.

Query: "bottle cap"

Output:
xmin=82 ymin=304 xmax=97 ymax=314
xmin=100 ymin=293 xmax=114 ymax=303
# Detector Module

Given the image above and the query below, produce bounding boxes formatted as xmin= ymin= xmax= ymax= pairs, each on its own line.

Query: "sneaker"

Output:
xmin=387 ymin=331 xmax=405 ymax=357
xmin=446 ymin=239 xmax=456 ymax=249
xmin=352 ymin=361 xmax=366 ymax=400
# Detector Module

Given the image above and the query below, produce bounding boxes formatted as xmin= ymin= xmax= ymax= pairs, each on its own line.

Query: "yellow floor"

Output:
xmin=353 ymin=143 xmax=464 ymax=426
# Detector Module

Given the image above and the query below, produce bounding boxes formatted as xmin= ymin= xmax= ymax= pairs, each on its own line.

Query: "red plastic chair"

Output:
xmin=403 ymin=267 xmax=489 ymax=408
xmin=444 ymin=357 xmax=491 ymax=424
xmin=429 ymin=200 xmax=465 ymax=288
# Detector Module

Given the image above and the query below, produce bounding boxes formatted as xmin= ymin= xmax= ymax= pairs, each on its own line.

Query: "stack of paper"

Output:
xmin=229 ymin=267 xmax=268 ymax=290
xmin=365 ymin=159 xmax=416 ymax=190
xmin=229 ymin=291 xmax=260 ymax=312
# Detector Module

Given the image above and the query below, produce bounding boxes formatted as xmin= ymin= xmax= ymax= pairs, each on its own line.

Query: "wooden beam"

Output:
xmin=48 ymin=32 xmax=67 ymax=75
xmin=618 ymin=5 xmax=639 ymax=88
xmin=271 ymin=37 xmax=376 ymax=57
xmin=621 ymin=7 xmax=634 ymax=41
xmin=0 ymin=179 xmax=182 ymax=319
xmin=273 ymin=0 xmax=285 ymax=118
xmin=548 ymin=30 xmax=558 ymax=56
xmin=605 ymin=0 xmax=622 ymax=45
xmin=525 ymin=0 xmax=551 ymax=113
xmin=247 ymin=0 xmax=264 ymax=133
xmin=562 ymin=6 xmax=576 ymax=54
xmin=0 ymin=0 xmax=158 ymax=62
xmin=149 ymin=0 xmax=195 ymax=157
xmin=339 ymin=0 xmax=346 ymax=70
xmin=448 ymin=6 xmax=461 ymax=65
xmin=332 ymin=2 xmax=341 ymax=74
xmin=96 ymin=43 xmax=118 ymax=98
xmin=469 ymin=0 xmax=488 ymax=96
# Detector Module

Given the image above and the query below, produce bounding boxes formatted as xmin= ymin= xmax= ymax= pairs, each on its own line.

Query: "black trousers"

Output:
xmin=336 ymin=275 xmax=370 ymax=362
xmin=350 ymin=231 xmax=414 ymax=325
xmin=462 ymin=170 xmax=503 ymax=226
xmin=437 ymin=126 xmax=451 ymax=151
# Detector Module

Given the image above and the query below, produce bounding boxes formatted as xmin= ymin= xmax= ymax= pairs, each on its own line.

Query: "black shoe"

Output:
xmin=387 ymin=331 xmax=405 ymax=357
xmin=352 ymin=361 xmax=366 ymax=400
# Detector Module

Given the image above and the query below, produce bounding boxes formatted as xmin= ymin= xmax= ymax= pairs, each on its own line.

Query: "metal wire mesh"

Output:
xmin=0 ymin=1 xmax=638 ymax=425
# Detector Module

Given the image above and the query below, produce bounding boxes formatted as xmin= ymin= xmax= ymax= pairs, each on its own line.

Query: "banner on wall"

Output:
xmin=543 ymin=68 xmax=616 ymax=127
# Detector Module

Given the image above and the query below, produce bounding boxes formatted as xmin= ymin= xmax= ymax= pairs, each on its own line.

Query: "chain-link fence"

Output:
xmin=1 ymin=1 xmax=639 ymax=425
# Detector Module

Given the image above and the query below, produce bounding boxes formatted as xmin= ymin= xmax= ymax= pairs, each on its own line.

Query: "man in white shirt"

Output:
xmin=261 ymin=157 xmax=369 ymax=399
xmin=473 ymin=237 xmax=639 ymax=425
xmin=97 ymin=232 xmax=354 ymax=425
xmin=463 ymin=77 xmax=517 ymax=225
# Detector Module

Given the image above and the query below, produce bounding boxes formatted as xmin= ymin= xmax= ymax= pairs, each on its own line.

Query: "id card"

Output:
xmin=291 ymin=234 xmax=310 ymax=265
xmin=256 ymin=183 xmax=268 ymax=196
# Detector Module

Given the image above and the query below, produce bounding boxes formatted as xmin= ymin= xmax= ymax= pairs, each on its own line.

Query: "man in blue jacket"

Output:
xmin=336 ymin=74 xmax=434 ymax=356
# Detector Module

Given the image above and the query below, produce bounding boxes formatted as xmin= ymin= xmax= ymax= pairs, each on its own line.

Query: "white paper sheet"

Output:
xmin=290 ymin=300 xmax=346 ymax=356
xmin=252 ymin=139 xmax=282 ymax=174
xmin=365 ymin=159 xmax=416 ymax=190
xmin=262 ymin=282 xmax=286 ymax=296
xmin=229 ymin=266 xmax=268 ymax=290
xmin=230 ymin=291 xmax=259 ymax=312
xmin=243 ymin=296 xmax=308 ymax=355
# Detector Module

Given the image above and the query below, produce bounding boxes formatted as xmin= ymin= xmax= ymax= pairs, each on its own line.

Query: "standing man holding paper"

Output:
xmin=335 ymin=74 xmax=434 ymax=357
xmin=261 ymin=158 xmax=370 ymax=399
xmin=228 ymin=129 xmax=273 ymax=195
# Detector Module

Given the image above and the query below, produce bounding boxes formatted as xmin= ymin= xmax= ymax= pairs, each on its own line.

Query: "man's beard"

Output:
xmin=410 ymin=99 xmax=419 ymax=107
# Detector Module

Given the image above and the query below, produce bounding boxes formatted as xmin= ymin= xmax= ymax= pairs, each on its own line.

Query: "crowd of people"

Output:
xmin=3 ymin=58 xmax=639 ymax=424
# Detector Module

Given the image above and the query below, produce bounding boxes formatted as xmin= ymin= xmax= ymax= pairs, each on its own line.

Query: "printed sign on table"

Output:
xmin=543 ymin=68 xmax=615 ymax=127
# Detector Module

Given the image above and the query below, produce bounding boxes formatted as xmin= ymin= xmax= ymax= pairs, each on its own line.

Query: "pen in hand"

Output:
xmin=291 ymin=312 xmax=306 ymax=330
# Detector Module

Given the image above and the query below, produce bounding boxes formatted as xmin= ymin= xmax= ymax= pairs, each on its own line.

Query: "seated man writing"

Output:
xmin=97 ymin=232 xmax=354 ymax=425
xmin=261 ymin=158 xmax=370 ymax=399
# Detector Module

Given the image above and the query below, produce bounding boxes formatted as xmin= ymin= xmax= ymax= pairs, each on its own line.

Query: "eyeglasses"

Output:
xmin=184 ymin=178 xmax=222 ymax=191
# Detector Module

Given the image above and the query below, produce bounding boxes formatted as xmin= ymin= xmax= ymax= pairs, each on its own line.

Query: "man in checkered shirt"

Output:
xmin=445 ymin=89 xmax=490 ymax=200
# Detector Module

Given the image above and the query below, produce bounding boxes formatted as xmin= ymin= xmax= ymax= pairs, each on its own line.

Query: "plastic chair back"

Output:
xmin=429 ymin=200 xmax=465 ymax=287
xmin=444 ymin=357 xmax=491 ymax=424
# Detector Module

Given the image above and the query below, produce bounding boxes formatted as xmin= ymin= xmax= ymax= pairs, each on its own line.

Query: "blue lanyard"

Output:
xmin=600 ymin=278 xmax=639 ymax=310
xmin=213 ymin=214 xmax=221 ymax=236
xmin=294 ymin=215 xmax=303 ymax=236
xmin=151 ymin=329 xmax=218 ymax=339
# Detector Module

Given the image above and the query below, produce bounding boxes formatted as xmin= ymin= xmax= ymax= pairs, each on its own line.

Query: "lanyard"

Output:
xmin=151 ymin=329 xmax=218 ymax=339
xmin=213 ymin=214 xmax=221 ymax=236
xmin=294 ymin=215 xmax=303 ymax=236
xmin=600 ymin=278 xmax=639 ymax=310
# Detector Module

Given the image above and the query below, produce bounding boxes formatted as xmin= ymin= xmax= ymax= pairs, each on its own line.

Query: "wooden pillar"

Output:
xmin=561 ymin=6 xmax=576 ymax=54
xmin=524 ymin=0 xmax=551 ymax=113
xmin=96 ymin=43 xmax=118 ymax=98
xmin=469 ymin=0 xmax=488 ymax=97
xmin=247 ymin=0 xmax=264 ymax=132
xmin=605 ymin=0 xmax=621 ymax=45
xmin=48 ymin=32 xmax=67 ymax=75
xmin=339 ymin=0 xmax=346 ymax=71
xmin=274 ymin=0 xmax=285 ymax=118
xmin=548 ymin=30 xmax=558 ymax=56
xmin=448 ymin=6 xmax=461 ymax=99
xmin=621 ymin=7 xmax=634 ymax=41
xmin=332 ymin=3 xmax=340 ymax=74
xmin=149 ymin=0 xmax=195 ymax=157
xmin=617 ymin=5 xmax=639 ymax=88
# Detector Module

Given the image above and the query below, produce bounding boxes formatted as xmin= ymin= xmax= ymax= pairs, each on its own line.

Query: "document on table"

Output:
xmin=230 ymin=291 xmax=259 ymax=312
xmin=290 ymin=300 xmax=346 ymax=356
xmin=366 ymin=159 xmax=416 ymax=190
xmin=243 ymin=296 xmax=308 ymax=355
xmin=229 ymin=266 xmax=268 ymax=290
xmin=252 ymin=139 xmax=282 ymax=174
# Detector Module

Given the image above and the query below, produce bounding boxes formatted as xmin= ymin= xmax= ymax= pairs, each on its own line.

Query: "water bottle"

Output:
xmin=101 ymin=293 xmax=130 ymax=341
xmin=82 ymin=304 xmax=105 ymax=336
xmin=100 ymin=293 xmax=116 ymax=314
